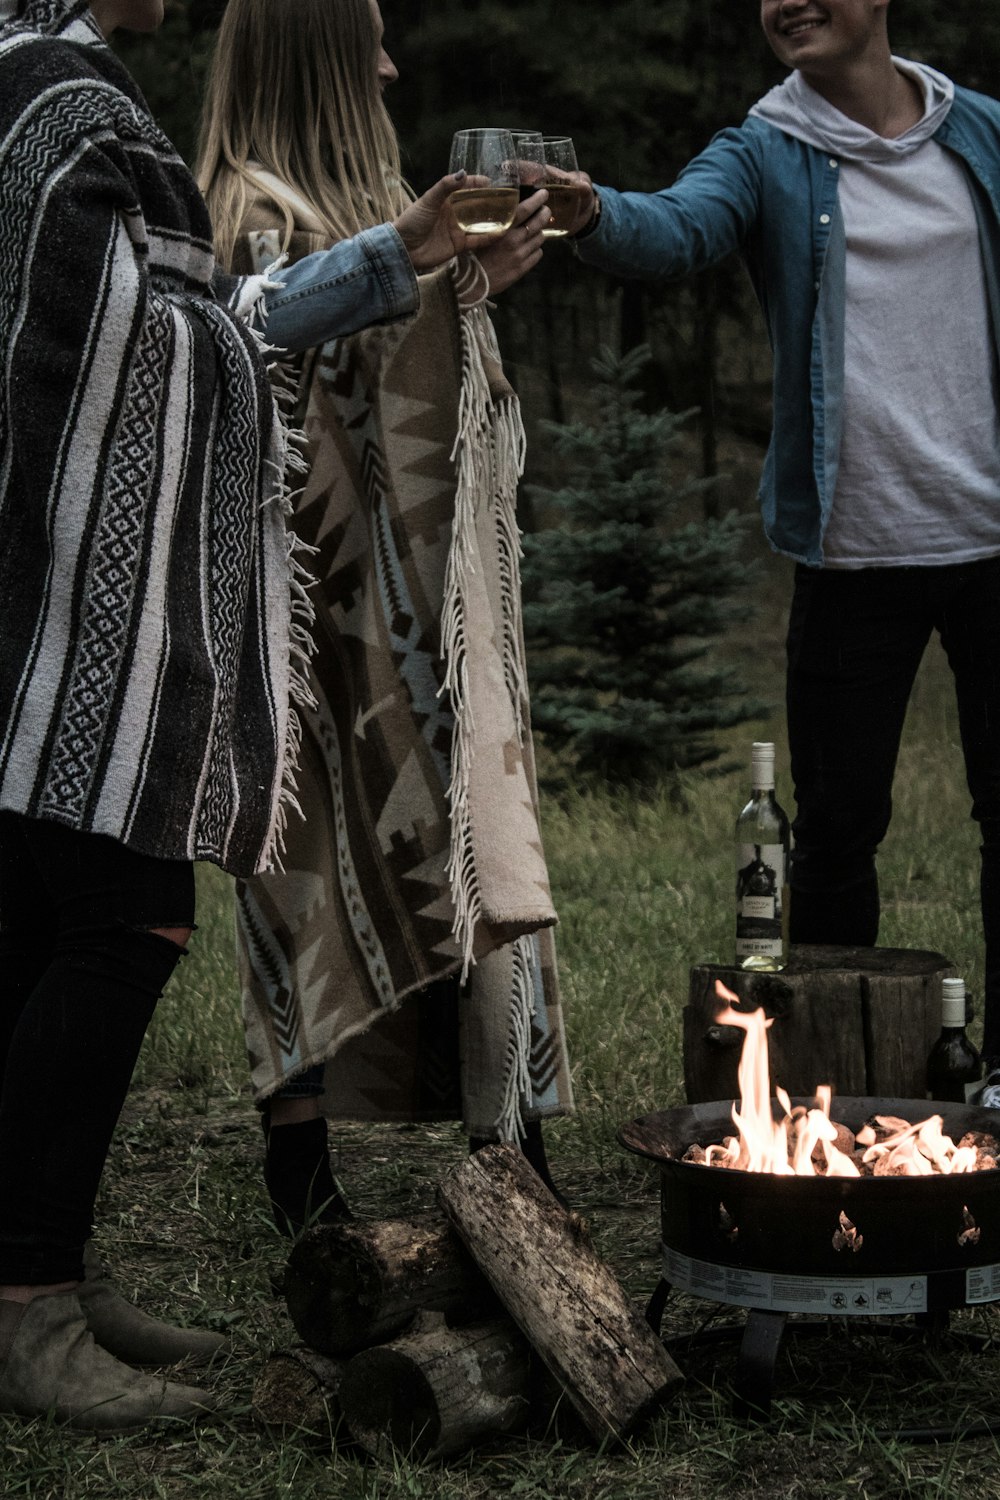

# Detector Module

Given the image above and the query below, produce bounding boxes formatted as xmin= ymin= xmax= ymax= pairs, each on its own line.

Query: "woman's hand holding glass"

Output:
xmin=394 ymin=128 xmax=591 ymax=282
xmin=392 ymin=171 xmax=499 ymax=270
xmin=474 ymin=189 xmax=550 ymax=295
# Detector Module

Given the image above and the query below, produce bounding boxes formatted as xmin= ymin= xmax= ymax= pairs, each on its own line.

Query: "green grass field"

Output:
xmin=5 ymin=545 xmax=999 ymax=1499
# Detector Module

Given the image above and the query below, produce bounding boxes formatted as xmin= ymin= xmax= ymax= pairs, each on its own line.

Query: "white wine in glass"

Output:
xmin=449 ymin=128 xmax=518 ymax=233
xmin=510 ymin=130 xmax=545 ymax=202
xmin=537 ymin=138 xmax=585 ymax=237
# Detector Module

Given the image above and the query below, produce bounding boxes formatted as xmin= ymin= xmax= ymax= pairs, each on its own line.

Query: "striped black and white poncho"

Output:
xmin=0 ymin=0 xmax=309 ymax=874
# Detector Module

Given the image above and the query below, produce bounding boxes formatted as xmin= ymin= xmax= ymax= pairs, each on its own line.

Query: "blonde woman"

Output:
xmin=198 ymin=0 xmax=574 ymax=1232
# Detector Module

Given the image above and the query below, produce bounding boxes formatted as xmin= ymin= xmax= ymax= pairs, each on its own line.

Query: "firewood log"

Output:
xmin=251 ymin=1346 xmax=344 ymax=1437
xmin=685 ymin=946 xmax=954 ymax=1103
xmin=339 ymin=1311 xmax=532 ymax=1461
xmin=437 ymin=1144 xmax=684 ymax=1443
xmin=284 ymin=1215 xmax=495 ymax=1356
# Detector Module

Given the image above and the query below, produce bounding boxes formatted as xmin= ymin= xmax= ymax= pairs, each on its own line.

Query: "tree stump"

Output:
xmin=251 ymin=1346 xmax=344 ymax=1437
xmin=339 ymin=1311 xmax=532 ymax=1461
xmin=684 ymin=944 xmax=956 ymax=1104
xmin=437 ymin=1144 xmax=684 ymax=1443
xmin=284 ymin=1215 xmax=496 ymax=1357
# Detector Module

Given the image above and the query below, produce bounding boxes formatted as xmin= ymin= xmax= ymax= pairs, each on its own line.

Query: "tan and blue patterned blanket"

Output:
xmin=232 ymin=182 xmax=574 ymax=1139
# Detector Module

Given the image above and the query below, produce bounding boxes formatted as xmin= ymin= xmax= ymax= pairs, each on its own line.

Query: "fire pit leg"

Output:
xmin=645 ymin=1278 xmax=672 ymax=1337
xmin=914 ymin=1309 xmax=951 ymax=1346
xmin=732 ymin=1309 xmax=787 ymax=1421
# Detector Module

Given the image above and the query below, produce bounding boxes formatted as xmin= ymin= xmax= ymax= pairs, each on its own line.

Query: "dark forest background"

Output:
xmin=117 ymin=0 xmax=1000 ymax=505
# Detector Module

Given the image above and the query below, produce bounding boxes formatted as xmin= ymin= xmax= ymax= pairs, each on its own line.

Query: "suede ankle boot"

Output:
xmin=262 ymin=1113 xmax=352 ymax=1238
xmin=78 ymin=1244 xmax=226 ymax=1368
xmin=0 ymin=1292 xmax=217 ymax=1432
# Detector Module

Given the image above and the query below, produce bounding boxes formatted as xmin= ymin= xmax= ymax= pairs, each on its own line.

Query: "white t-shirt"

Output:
xmin=752 ymin=61 xmax=1000 ymax=569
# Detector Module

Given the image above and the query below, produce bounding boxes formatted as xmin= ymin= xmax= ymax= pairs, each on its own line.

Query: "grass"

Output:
xmin=5 ymin=538 xmax=997 ymax=1498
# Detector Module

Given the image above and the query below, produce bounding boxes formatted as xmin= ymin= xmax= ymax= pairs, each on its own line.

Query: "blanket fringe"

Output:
xmin=241 ymin=267 xmax=318 ymax=874
xmin=493 ymin=934 xmax=536 ymax=1143
xmin=441 ymin=298 xmax=528 ymax=980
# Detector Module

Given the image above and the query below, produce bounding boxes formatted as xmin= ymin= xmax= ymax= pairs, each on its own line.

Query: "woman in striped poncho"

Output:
xmin=0 ymin=0 xmax=495 ymax=1434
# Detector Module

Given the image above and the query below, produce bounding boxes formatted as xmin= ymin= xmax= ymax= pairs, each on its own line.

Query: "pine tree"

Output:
xmin=521 ymin=345 xmax=764 ymax=786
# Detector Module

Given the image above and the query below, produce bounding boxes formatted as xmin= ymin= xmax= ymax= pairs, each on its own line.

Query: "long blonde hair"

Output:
xmin=196 ymin=0 xmax=408 ymax=268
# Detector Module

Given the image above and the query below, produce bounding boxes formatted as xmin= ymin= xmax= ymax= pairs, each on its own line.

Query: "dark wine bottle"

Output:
xmin=735 ymin=742 xmax=791 ymax=972
xmin=926 ymin=976 xmax=981 ymax=1103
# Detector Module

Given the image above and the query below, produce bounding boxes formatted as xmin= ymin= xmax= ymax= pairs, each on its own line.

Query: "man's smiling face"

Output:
xmin=760 ymin=0 xmax=890 ymax=77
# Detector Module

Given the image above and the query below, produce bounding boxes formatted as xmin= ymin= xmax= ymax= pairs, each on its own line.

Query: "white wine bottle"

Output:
xmin=735 ymin=742 xmax=791 ymax=972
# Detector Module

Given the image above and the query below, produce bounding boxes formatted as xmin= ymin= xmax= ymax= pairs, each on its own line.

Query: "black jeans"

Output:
xmin=0 ymin=812 xmax=195 ymax=1284
xmin=786 ymin=559 xmax=1000 ymax=1059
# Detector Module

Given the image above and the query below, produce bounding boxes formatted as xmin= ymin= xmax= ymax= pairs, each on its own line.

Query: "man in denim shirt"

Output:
xmin=567 ymin=0 xmax=1000 ymax=1096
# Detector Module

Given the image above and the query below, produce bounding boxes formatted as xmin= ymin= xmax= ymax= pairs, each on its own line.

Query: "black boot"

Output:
xmin=261 ymin=1111 xmax=352 ymax=1238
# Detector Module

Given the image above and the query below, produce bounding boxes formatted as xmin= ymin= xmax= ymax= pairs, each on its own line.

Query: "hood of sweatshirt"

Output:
xmin=749 ymin=58 xmax=954 ymax=162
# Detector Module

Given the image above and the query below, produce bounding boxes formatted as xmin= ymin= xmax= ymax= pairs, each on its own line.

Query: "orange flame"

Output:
xmin=713 ymin=980 xmax=983 ymax=1178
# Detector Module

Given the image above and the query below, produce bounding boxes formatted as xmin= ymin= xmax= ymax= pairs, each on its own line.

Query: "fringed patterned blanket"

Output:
xmin=0 ymin=0 xmax=307 ymax=874
xmin=233 ymin=181 xmax=573 ymax=1139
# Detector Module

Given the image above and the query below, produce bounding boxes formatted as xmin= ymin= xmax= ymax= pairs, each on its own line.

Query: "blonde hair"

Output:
xmin=196 ymin=0 xmax=408 ymax=268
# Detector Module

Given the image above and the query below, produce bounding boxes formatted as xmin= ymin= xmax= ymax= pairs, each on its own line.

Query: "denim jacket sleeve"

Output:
xmin=260 ymin=222 xmax=419 ymax=353
xmin=576 ymin=125 xmax=765 ymax=282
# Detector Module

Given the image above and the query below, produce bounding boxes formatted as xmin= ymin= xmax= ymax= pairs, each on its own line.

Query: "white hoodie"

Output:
xmin=752 ymin=62 xmax=1000 ymax=569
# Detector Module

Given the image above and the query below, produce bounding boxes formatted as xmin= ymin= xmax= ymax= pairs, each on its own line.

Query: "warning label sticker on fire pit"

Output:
xmin=966 ymin=1264 xmax=1000 ymax=1304
xmin=662 ymin=1246 xmax=928 ymax=1316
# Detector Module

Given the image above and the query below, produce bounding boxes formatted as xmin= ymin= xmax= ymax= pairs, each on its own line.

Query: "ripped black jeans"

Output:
xmin=0 ymin=812 xmax=195 ymax=1285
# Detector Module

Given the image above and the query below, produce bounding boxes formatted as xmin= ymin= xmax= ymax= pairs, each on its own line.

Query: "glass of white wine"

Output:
xmin=448 ymin=128 xmax=518 ymax=234
xmin=510 ymin=130 xmax=544 ymax=201
xmin=535 ymin=137 xmax=586 ymax=238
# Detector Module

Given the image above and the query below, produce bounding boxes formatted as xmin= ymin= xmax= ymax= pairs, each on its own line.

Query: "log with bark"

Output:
xmin=685 ymin=944 xmax=955 ymax=1104
xmin=339 ymin=1310 xmax=532 ymax=1460
xmin=251 ymin=1345 xmax=344 ymax=1437
xmin=437 ymin=1144 xmax=684 ymax=1443
xmin=284 ymin=1214 xmax=496 ymax=1356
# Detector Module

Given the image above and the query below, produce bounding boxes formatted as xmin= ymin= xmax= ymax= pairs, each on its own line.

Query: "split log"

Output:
xmin=685 ymin=944 xmax=955 ymax=1104
xmin=339 ymin=1311 xmax=532 ymax=1460
xmin=251 ymin=1346 xmax=344 ymax=1437
xmin=437 ymin=1145 xmax=684 ymax=1443
xmin=284 ymin=1215 xmax=495 ymax=1357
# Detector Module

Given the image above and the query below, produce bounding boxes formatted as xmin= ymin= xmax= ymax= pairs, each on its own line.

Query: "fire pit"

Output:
xmin=620 ymin=1096 xmax=1000 ymax=1417
xmin=619 ymin=991 xmax=1000 ymax=1417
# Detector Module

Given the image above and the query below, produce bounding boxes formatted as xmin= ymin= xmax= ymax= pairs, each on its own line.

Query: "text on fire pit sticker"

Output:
xmin=662 ymin=1247 xmax=930 ymax=1315
xmin=966 ymin=1264 xmax=1000 ymax=1303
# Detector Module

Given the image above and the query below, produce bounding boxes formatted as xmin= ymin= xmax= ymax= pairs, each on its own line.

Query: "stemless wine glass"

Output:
xmin=448 ymin=128 xmax=518 ymax=234
xmin=536 ymin=137 xmax=584 ymax=238
xmin=509 ymin=130 xmax=545 ymax=200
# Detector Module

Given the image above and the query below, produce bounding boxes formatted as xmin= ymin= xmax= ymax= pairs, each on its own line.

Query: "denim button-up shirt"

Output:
xmin=260 ymin=222 xmax=419 ymax=355
xmin=577 ymin=86 xmax=1000 ymax=565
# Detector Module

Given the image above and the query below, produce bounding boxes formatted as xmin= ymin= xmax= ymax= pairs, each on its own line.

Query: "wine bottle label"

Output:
xmin=736 ymin=841 xmax=786 ymax=958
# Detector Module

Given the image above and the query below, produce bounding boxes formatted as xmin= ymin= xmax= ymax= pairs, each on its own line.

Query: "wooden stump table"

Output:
xmin=684 ymin=944 xmax=956 ymax=1104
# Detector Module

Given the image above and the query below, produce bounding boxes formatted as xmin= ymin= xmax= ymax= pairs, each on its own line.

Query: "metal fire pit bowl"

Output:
xmin=619 ymin=1097 xmax=1000 ymax=1422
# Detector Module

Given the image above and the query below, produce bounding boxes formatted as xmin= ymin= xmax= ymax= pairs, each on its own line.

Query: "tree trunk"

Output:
xmin=251 ymin=1346 xmax=344 ymax=1437
xmin=684 ymin=944 xmax=956 ymax=1104
xmin=619 ymin=278 xmax=646 ymax=355
xmin=538 ymin=274 xmax=567 ymax=427
xmin=339 ymin=1311 xmax=532 ymax=1460
xmin=437 ymin=1145 xmax=684 ymax=1443
xmin=284 ymin=1214 xmax=495 ymax=1357
xmin=694 ymin=270 xmax=720 ymax=505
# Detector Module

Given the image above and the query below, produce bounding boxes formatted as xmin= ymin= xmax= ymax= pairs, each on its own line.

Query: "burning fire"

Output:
xmin=693 ymin=982 xmax=997 ymax=1179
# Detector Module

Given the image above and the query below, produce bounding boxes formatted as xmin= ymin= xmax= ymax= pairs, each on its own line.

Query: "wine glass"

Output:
xmin=448 ymin=129 xmax=518 ymax=234
xmin=509 ymin=130 xmax=545 ymax=200
xmin=535 ymin=137 xmax=585 ymax=238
